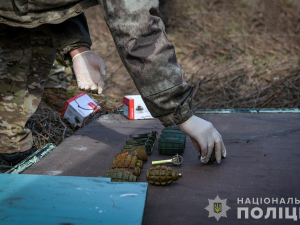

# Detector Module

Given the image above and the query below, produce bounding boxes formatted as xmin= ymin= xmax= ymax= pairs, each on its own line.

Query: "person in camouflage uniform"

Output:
xmin=0 ymin=13 xmax=93 ymax=170
xmin=0 ymin=0 xmax=226 ymax=171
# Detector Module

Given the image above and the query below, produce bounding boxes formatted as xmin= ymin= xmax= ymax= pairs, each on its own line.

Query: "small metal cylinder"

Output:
xmin=152 ymin=159 xmax=172 ymax=165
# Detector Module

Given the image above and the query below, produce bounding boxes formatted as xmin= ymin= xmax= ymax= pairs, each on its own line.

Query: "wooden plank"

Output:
xmin=0 ymin=174 xmax=148 ymax=225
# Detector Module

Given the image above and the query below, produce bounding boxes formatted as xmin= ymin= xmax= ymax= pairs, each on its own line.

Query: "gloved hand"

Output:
xmin=178 ymin=115 xmax=226 ymax=163
xmin=72 ymin=51 xmax=106 ymax=94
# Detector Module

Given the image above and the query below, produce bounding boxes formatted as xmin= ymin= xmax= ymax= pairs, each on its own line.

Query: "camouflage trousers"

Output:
xmin=0 ymin=24 xmax=56 ymax=154
xmin=100 ymin=0 xmax=193 ymax=126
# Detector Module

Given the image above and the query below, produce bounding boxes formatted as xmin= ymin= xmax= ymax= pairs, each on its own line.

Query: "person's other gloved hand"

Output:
xmin=72 ymin=51 xmax=106 ymax=94
xmin=178 ymin=115 xmax=226 ymax=163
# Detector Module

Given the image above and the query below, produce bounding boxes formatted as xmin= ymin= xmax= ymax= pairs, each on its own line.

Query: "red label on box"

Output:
xmin=88 ymin=102 xmax=100 ymax=112
xmin=129 ymin=99 xmax=134 ymax=119
xmin=123 ymin=96 xmax=134 ymax=119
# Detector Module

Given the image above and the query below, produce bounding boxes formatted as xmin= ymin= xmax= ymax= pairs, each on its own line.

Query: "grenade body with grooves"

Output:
xmin=117 ymin=146 xmax=147 ymax=161
xmin=123 ymin=145 xmax=139 ymax=149
xmin=126 ymin=131 xmax=158 ymax=156
xmin=121 ymin=145 xmax=146 ymax=153
xmin=146 ymin=165 xmax=181 ymax=186
xmin=113 ymin=155 xmax=143 ymax=169
xmin=122 ymin=145 xmax=153 ymax=156
xmin=110 ymin=161 xmax=141 ymax=176
xmin=105 ymin=169 xmax=137 ymax=182
xmin=198 ymin=149 xmax=225 ymax=163
xmin=126 ymin=139 xmax=147 ymax=145
xmin=158 ymin=125 xmax=186 ymax=155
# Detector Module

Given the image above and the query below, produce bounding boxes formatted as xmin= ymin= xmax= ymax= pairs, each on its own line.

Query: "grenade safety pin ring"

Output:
xmin=152 ymin=154 xmax=183 ymax=166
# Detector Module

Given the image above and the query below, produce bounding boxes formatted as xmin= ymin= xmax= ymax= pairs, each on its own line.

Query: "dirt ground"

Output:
xmin=29 ymin=0 xmax=300 ymax=148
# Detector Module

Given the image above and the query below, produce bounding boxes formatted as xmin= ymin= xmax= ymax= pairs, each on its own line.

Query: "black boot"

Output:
xmin=0 ymin=158 xmax=12 ymax=173
xmin=0 ymin=146 xmax=38 ymax=167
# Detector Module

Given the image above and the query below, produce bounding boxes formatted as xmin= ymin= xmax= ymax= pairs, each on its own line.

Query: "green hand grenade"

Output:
xmin=146 ymin=165 xmax=182 ymax=186
xmin=125 ymin=131 xmax=158 ymax=155
xmin=105 ymin=169 xmax=137 ymax=182
xmin=117 ymin=146 xmax=148 ymax=161
xmin=158 ymin=125 xmax=186 ymax=154
xmin=198 ymin=149 xmax=225 ymax=163
xmin=110 ymin=162 xmax=141 ymax=177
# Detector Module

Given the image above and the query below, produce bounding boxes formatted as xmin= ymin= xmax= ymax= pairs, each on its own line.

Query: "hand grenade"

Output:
xmin=110 ymin=161 xmax=141 ymax=176
xmin=198 ymin=149 xmax=225 ymax=163
xmin=117 ymin=147 xmax=147 ymax=161
xmin=146 ymin=165 xmax=182 ymax=186
xmin=113 ymin=155 xmax=143 ymax=169
xmin=126 ymin=131 xmax=158 ymax=155
xmin=158 ymin=125 xmax=186 ymax=154
xmin=105 ymin=169 xmax=137 ymax=182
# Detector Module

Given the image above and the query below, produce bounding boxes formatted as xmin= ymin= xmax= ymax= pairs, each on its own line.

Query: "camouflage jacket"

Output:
xmin=0 ymin=0 xmax=98 ymax=28
xmin=0 ymin=0 xmax=194 ymax=126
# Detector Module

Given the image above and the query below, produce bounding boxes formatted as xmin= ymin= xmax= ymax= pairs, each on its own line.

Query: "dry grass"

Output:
xmin=26 ymin=101 xmax=75 ymax=148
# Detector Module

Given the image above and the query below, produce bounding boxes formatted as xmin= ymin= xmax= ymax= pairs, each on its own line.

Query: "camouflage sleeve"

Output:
xmin=99 ymin=0 xmax=193 ymax=126
xmin=49 ymin=13 xmax=92 ymax=65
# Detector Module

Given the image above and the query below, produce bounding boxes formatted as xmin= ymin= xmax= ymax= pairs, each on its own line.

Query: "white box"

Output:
xmin=123 ymin=95 xmax=153 ymax=120
xmin=61 ymin=92 xmax=101 ymax=128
